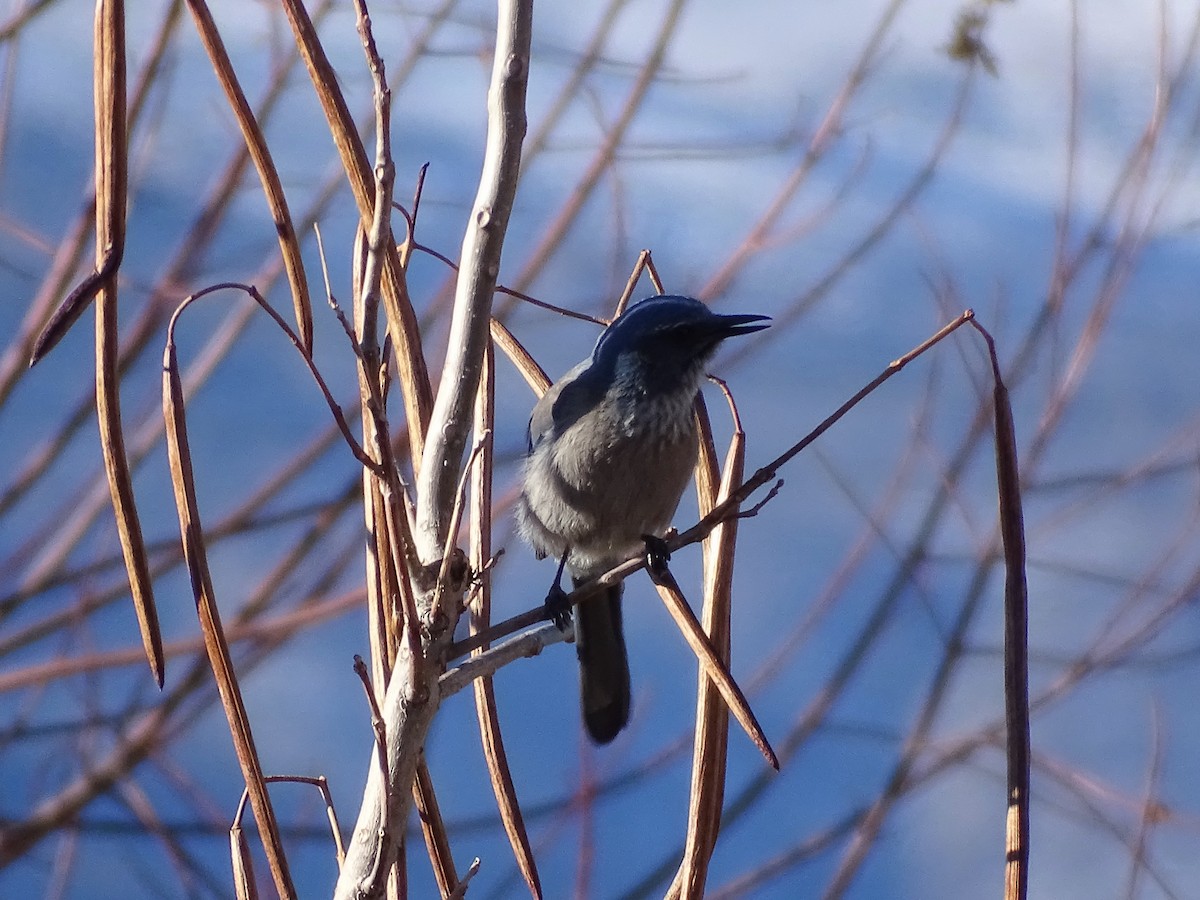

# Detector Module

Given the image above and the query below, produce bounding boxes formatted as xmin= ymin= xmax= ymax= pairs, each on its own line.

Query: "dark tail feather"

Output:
xmin=573 ymin=580 xmax=631 ymax=744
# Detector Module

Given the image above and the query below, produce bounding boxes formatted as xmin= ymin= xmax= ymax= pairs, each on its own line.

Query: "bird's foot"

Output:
xmin=641 ymin=534 xmax=672 ymax=579
xmin=543 ymin=582 xmax=573 ymax=632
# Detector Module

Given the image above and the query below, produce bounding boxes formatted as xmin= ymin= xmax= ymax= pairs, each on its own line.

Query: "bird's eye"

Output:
xmin=659 ymin=324 xmax=694 ymax=344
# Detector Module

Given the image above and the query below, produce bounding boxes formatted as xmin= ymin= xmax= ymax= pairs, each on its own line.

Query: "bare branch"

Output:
xmin=335 ymin=2 xmax=532 ymax=896
xmin=413 ymin=0 xmax=531 ymax=565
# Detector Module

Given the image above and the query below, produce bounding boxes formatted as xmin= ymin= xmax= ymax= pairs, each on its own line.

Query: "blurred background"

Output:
xmin=1 ymin=0 xmax=1199 ymax=897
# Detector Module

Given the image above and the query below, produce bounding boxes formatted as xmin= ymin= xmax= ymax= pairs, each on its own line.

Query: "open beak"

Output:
xmin=714 ymin=313 xmax=772 ymax=338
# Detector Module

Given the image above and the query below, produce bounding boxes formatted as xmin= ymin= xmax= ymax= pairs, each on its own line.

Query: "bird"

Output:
xmin=517 ymin=294 xmax=770 ymax=743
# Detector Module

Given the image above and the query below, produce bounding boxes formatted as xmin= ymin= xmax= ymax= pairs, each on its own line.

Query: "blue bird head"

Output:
xmin=590 ymin=295 xmax=770 ymax=392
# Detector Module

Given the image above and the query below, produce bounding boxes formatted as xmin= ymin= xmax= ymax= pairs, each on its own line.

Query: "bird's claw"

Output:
xmin=543 ymin=582 xmax=573 ymax=632
xmin=642 ymin=534 xmax=671 ymax=579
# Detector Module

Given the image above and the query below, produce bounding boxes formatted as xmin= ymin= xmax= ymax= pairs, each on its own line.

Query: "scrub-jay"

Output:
xmin=517 ymin=294 xmax=769 ymax=743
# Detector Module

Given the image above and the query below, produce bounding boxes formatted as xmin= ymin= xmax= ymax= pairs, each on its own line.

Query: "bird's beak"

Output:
xmin=713 ymin=313 xmax=772 ymax=338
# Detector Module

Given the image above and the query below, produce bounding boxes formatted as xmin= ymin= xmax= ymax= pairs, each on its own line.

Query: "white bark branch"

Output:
xmin=334 ymin=2 xmax=532 ymax=897
xmin=440 ymin=623 xmax=570 ymax=699
xmin=414 ymin=0 xmax=532 ymax=568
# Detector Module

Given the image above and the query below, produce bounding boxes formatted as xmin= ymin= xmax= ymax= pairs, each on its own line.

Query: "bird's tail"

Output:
xmin=573 ymin=580 xmax=631 ymax=744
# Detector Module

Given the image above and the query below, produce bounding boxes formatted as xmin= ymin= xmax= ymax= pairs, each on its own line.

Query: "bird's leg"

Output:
xmin=543 ymin=549 xmax=573 ymax=632
xmin=641 ymin=534 xmax=672 ymax=580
